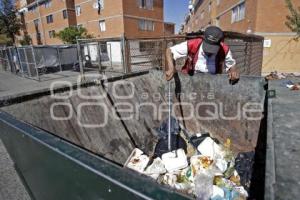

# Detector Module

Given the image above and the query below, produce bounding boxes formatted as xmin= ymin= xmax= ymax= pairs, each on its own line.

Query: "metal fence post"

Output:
xmin=97 ymin=42 xmax=103 ymax=74
xmin=0 ymin=49 xmax=3 ymax=71
xmin=57 ymin=47 xmax=62 ymax=72
xmin=5 ymin=48 xmax=13 ymax=72
xmin=23 ymin=48 xmax=32 ymax=77
xmin=8 ymin=48 xmax=14 ymax=73
xmin=109 ymin=43 xmax=113 ymax=69
xmin=76 ymin=39 xmax=84 ymax=80
xmin=31 ymin=45 xmax=40 ymax=81
xmin=121 ymin=35 xmax=131 ymax=74
xmin=162 ymin=39 xmax=167 ymax=70
xmin=15 ymin=47 xmax=23 ymax=76
xmin=121 ymin=36 xmax=125 ymax=73
xmin=249 ymin=39 xmax=253 ymax=75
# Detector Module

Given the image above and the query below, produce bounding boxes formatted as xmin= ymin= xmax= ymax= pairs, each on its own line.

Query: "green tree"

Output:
xmin=0 ymin=0 xmax=21 ymax=45
xmin=56 ymin=26 xmax=93 ymax=44
xmin=19 ymin=35 xmax=32 ymax=46
xmin=285 ymin=0 xmax=300 ymax=39
xmin=0 ymin=34 xmax=11 ymax=45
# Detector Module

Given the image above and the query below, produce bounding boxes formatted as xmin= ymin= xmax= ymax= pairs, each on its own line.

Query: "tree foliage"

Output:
xmin=0 ymin=0 xmax=21 ymax=45
xmin=56 ymin=26 xmax=93 ymax=44
xmin=0 ymin=34 xmax=11 ymax=45
xmin=285 ymin=0 xmax=300 ymax=38
xmin=19 ymin=35 xmax=32 ymax=46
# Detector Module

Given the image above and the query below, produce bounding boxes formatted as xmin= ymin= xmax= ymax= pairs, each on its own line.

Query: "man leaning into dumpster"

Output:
xmin=165 ymin=26 xmax=239 ymax=82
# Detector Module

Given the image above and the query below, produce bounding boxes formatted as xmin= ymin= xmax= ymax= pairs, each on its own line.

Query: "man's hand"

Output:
xmin=166 ymin=70 xmax=174 ymax=81
xmin=228 ymin=67 xmax=239 ymax=81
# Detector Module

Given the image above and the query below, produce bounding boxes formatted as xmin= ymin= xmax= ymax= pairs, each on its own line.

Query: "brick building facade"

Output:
xmin=183 ymin=0 xmax=300 ymax=74
xmin=16 ymin=0 xmax=77 ymax=45
xmin=16 ymin=0 xmax=175 ymax=45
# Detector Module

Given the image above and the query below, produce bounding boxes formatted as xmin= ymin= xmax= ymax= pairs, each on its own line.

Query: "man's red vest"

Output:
xmin=181 ymin=37 xmax=230 ymax=75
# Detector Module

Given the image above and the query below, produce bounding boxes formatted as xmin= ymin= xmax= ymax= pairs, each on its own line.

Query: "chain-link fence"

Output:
xmin=0 ymin=45 xmax=79 ymax=81
xmin=127 ymin=33 xmax=263 ymax=75
xmin=0 ymin=48 xmax=11 ymax=72
xmin=0 ymin=32 xmax=263 ymax=81
xmin=77 ymin=38 xmax=124 ymax=75
xmin=126 ymin=37 xmax=187 ymax=73
xmin=224 ymin=32 xmax=264 ymax=76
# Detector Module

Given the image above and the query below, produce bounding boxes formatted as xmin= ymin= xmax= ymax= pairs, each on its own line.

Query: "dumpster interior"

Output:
xmin=0 ymin=70 xmax=267 ymax=199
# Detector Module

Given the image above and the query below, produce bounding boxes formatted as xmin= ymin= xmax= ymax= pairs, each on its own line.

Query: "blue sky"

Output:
xmin=164 ymin=0 xmax=189 ymax=33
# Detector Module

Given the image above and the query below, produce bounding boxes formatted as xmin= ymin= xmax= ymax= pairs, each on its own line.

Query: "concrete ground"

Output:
xmin=0 ymin=139 xmax=31 ymax=200
xmin=0 ymin=70 xmax=125 ymax=102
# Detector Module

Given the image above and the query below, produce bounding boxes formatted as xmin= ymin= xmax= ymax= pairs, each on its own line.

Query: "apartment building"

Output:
xmin=74 ymin=0 xmax=172 ymax=38
xmin=16 ymin=0 xmax=175 ymax=45
xmin=16 ymin=0 xmax=77 ymax=45
xmin=183 ymin=0 xmax=300 ymax=74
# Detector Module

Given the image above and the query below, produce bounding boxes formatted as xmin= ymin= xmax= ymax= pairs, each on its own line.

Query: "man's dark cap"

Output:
xmin=203 ymin=26 xmax=224 ymax=54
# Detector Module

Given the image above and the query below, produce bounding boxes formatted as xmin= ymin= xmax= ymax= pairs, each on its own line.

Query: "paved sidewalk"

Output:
xmin=0 ymin=139 xmax=31 ymax=200
xmin=0 ymin=71 xmax=125 ymax=102
xmin=0 ymin=71 xmax=80 ymax=100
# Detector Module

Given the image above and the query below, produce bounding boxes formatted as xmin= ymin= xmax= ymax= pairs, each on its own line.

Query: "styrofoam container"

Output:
xmin=161 ymin=149 xmax=188 ymax=172
xmin=197 ymin=137 xmax=224 ymax=159
xmin=125 ymin=148 xmax=149 ymax=173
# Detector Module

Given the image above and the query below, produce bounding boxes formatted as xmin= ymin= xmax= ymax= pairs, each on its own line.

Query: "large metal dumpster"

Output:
xmin=0 ymin=70 xmax=267 ymax=199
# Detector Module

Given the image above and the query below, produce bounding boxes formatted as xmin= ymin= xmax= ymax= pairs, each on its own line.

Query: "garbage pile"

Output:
xmin=125 ymin=117 xmax=252 ymax=200
xmin=281 ymin=80 xmax=300 ymax=91
xmin=265 ymin=71 xmax=300 ymax=80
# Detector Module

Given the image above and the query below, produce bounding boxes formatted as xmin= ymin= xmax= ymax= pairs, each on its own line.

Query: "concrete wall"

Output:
xmin=262 ymin=35 xmax=300 ymax=74
xmin=83 ymin=41 xmax=122 ymax=64
xmin=107 ymin=42 xmax=122 ymax=63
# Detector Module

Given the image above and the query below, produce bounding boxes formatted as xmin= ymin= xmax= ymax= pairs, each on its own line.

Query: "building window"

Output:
xmin=49 ymin=30 xmax=55 ymax=38
xmin=76 ymin=6 xmax=81 ymax=16
xmin=28 ymin=5 xmax=37 ymax=12
xmin=93 ymin=0 xmax=104 ymax=10
xmin=231 ymin=3 xmax=245 ymax=23
xmin=44 ymin=0 xmax=52 ymax=8
xmin=216 ymin=0 xmax=220 ymax=6
xmin=63 ymin=10 xmax=68 ymax=19
xmin=46 ymin=15 xmax=53 ymax=23
xmin=139 ymin=20 xmax=154 ymax=31
xmin=99 ymin=20 xmax=106 ymax=32
xmin=138 ymin=0 xmax=153 ymax=10
xmin=33 ymin=19 xmax=39 ymax=30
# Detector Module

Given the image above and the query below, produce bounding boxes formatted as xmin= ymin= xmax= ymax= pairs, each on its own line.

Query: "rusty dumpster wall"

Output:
xmin=1 ymin=71 xmax=266 ymax=165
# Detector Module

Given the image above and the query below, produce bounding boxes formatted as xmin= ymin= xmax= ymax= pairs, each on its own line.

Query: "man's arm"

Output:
xmin=165 ymin=48 xmax=176 ymax=81
xmin=225 ymin=49 xmax=239 ymax=81
xmin=165 ymin=41 xmax=188 ymax=81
